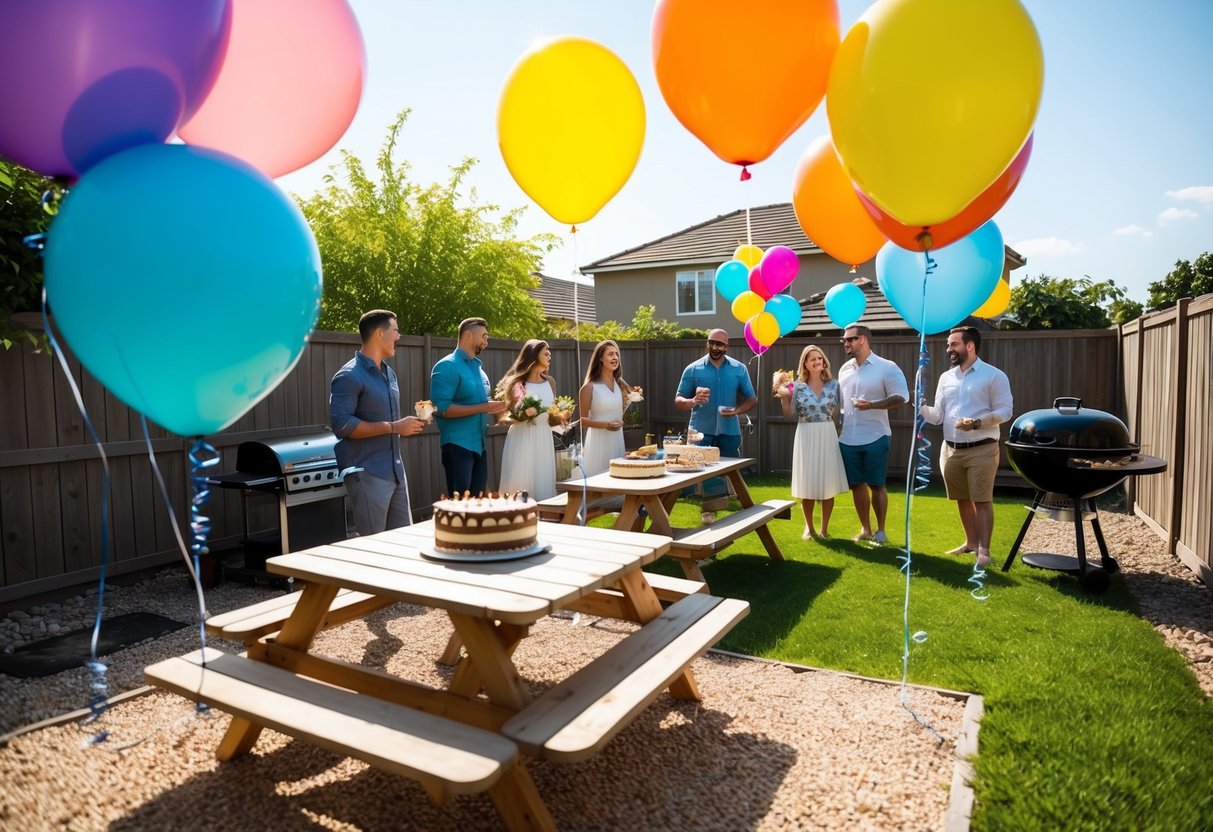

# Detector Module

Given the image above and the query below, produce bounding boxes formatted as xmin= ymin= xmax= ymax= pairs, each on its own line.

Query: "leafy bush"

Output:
xmin=0 ymin=158 xmax=54 ymax=348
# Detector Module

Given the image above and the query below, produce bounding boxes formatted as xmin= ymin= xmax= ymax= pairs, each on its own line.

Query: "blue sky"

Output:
xmin=280 ymin=0 xmax=1213 ymax=303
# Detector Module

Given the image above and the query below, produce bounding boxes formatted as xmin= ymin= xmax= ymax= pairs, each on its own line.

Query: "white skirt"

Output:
xmin=791 ymin=421 xmax=850 ymax=500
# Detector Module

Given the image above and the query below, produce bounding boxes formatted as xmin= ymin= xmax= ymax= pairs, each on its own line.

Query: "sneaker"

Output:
xmin=873 ymin=531 xmax=888 ymax=546
xmin=852 ymin=531 xmax=874 ymax=543
xmin=701 ymin=511 xmax=716 ymax=525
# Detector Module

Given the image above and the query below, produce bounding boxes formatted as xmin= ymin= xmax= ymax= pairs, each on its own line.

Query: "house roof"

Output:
xmin=795 ymin=276 xmax=1015 ymax=335
xmin=526 ymin=273 xmax=597 ymax=324
xmin=581 ymin=202 xmax=1026 ymax=273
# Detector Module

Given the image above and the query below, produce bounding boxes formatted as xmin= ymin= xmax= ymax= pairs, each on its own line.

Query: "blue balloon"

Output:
xmin=714 ymin=259 xmax=749 ymax=302
xmin=824 ymin=282 xmax=867 ymax=329
xmin=45 ymin=144 xmax=322 ymax=437
xmin=875 ymin=220 xmax=1005 ymax=334
xmin=766 ymin=294 xmax=802 ymax=336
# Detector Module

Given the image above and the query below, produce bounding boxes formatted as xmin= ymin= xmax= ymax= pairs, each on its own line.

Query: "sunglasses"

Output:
xmin=841 ymin=335 xmax=860 ymax=343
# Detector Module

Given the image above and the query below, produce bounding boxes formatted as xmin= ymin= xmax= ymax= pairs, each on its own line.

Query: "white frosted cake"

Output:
xmin=609 ymin=457 xmax=666 ymax=478
xmin=663 ymin=443 xmax=721 ymax=464
xmin=432 ymin=492 xmax=538 ymax=553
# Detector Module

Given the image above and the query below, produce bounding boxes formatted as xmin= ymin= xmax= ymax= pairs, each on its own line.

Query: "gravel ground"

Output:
xmin=0 ymin=506 xmax=1207 ymax=830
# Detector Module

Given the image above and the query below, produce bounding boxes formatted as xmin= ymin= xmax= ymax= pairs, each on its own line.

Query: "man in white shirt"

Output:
xmin=919 ymin=326 xmax=1013 ymax=567
xmin=837 ymin=325 xmax=909 ymax=545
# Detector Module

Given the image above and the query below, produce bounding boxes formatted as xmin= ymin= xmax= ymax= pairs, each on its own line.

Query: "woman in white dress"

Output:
xmin=497 ymin=339 xmax=564 ymax=500
xmin=775 ymin=344 xmax=850 ymax=539
xmin=578 ymin=340 xmax=631 ymax=476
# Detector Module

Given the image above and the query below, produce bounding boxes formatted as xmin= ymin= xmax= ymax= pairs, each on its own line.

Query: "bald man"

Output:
xmin=675 ymin=328 xmax=758 ymax=523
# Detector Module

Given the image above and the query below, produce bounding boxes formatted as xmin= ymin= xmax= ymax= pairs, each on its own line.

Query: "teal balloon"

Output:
xmin=714 ymin=259 xmax=749 ymax=302
xmin=875 ymin=220 xmax=1004 ymax=334
xmin=766 ymin=294 xmax=802 ymax=336
xmin=44 ymin=143 xmax=322 ymax=436
xmin=824 ymin=282 xmax=867 ymax=328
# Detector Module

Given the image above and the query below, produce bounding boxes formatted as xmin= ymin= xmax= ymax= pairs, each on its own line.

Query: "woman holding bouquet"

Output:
xmin=497 ymin=339 xmax=564 ymax=500
xmin=775 ymin=344 xmax=850 ymax=539
xmin=579 ymin=340 xmax=631 ymax=475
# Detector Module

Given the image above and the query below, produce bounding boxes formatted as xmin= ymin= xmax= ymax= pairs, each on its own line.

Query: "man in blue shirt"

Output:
xmin=329 ymin=310 xmax=426 ymax=536
xmin=675 ymin=328 xmax=758 ymax=523
xmin=430 ymin=317 xmax=507 ymax=496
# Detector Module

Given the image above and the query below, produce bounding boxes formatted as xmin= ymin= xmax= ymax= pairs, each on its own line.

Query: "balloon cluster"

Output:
xmin=0 ymin=0 xmax=364 ymax=436
xmin=714 ymin=245 xmax=802 ymax=355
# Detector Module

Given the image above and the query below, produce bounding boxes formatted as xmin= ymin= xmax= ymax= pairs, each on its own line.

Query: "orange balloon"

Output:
xmin=792 ymin=136 xmax=886 ymax=268
xmin=856 ymin=134 xmax=1034 ymax=252
xmin=652 ymin=0 xmax=840 ymax=172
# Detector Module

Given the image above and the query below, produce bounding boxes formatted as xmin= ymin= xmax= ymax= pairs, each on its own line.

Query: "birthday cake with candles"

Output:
xmin=432 ymin=492 xmax=539 ymax=553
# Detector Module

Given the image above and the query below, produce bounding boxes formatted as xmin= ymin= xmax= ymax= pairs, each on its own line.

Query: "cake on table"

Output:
xmin=432 ymin=492 xmax=538 ymax=553
xmin=609 ymin=457 xmax=666 ymax=478
xmin=663 ymin=443 xmax=721 ymax=464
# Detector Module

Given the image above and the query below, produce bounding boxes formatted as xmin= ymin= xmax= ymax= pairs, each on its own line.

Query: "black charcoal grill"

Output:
xmin=208 ymin=433 xmax=348 ymax=568
xmin=1002 ymin=397 xmax=1167 ymax=591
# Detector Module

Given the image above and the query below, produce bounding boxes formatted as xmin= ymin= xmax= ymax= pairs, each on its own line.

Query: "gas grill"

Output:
xmin=208 ymin=433 xmax=349 ymax=568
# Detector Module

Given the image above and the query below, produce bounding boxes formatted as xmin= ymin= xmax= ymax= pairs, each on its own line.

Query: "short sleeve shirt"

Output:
xmin=676 ymin=355 xmax=757 ymax=437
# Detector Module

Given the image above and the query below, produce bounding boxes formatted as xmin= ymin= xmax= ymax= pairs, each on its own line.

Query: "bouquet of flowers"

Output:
xmin=547 ymin=394 xmax=576 ymax=419
xmin=626 ymin=386 xmax=644 ymax=406
xmin=500 ymin=382 xmax=544 ymax=423
xmin=771 ymin=369 xmax=795 ymax=396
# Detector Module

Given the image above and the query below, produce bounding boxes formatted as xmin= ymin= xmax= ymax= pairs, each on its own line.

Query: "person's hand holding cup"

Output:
xmin=694 ymin=386 xmax=710 ymax=405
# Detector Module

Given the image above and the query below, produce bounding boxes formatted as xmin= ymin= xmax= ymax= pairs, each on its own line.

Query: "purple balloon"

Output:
xmin=758 ymin=245 xmax=800 ymax=295
xmin=744 ymin=320 xmax=768 ymax=355
xmin=0 ymin=0 xmax=232 ymax=178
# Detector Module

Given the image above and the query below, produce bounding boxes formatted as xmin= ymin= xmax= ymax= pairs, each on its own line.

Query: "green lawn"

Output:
xmin=611 ymin=476 xmax=1213 ymax=831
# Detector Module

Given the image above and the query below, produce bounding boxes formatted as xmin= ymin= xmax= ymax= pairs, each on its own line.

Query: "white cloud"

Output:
xmin=1013 ymin=236 xmax=1082 ymax=256
xmin=1158 ymin=207 xmax=1199 ymax=225
xmin=1113 ymin=224 xmax=1150 ymax=237
xmin=1165 ymin=185 xmax=1213 ymax=204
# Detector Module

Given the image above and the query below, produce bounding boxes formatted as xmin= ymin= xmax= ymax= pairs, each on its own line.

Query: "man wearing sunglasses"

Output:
xmin=837 ymin=324 xmax=909 ymax=545
xmin=675 ymin=329 xmax=758 ymax=523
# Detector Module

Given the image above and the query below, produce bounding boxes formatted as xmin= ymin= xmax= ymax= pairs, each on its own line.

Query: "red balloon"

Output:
xmin=857 ymin=134 xmax=1033 ymax=252
xmin=748 ymin=264 xmax=773 ymax=300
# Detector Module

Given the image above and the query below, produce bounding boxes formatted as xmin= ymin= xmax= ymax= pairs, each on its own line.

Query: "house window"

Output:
xmin=676 ymin=270 xmax=715 ymax=316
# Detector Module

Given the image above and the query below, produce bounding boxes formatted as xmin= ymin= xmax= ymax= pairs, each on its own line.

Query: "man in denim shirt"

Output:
xmin=430 ymin=317 xmax=507 ymax=495
xmin=675 ymin=328 xmax=758 ymax=523
xmin=330 ymin=310 xmax=426 ymax=535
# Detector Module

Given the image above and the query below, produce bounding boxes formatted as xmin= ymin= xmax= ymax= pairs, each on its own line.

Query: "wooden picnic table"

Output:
xmin=554 ymin=457 xmax=794 ymax=583
xmin=146 ymin=519 xmax=748 ymax=831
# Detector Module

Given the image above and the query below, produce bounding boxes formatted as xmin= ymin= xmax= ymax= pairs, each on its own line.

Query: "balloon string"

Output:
xmin=39 ymin=290 xmax=114 ymax=742
xmin=571 ymin=227 xmax=582 ymax=382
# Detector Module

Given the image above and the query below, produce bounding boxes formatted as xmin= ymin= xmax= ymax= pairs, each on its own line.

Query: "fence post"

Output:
xmin=1167 ymin=299 xmax=1190 ymax=555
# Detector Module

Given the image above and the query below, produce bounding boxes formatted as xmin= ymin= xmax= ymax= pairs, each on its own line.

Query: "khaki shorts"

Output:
xmin=941 ymin=441 xmax=1000 ymax=502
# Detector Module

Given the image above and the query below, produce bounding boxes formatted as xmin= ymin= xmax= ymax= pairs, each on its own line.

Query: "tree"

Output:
xmin=1146 ymin=252 xmax=1213 ymax=311
xmin=0 ymin=157 xmax=55 ymax=348
xmin=298 ymin=110 xmax=558 ymax=339
xmin=1006 ymin=274 xmax=1139 ymax=329
xmin=560 ymin=305 xmax=707 ymax=343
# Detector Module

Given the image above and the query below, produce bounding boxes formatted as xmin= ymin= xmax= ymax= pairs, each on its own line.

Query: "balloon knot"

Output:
xmin=739 ymin=166 xmax=752 ymax=182
xmin=915 ymin=229 xmax=934 ymax=251
xmin=569 ymin=225 xmax=577 ymax=234
xmin=849 ymin=265 xmax=857 ymax=274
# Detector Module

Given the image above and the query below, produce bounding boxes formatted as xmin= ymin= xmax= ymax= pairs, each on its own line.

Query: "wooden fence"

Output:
xmin=1 ymin=326 xmax=1125 ymax=603
xmin=1119 ymin=294 xmax=1213 ymax=584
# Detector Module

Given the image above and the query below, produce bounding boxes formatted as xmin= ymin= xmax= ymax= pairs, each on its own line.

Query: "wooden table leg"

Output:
xmin=561 ymin=490 xmax=585 ymax=524
xmin=638 ymin=495 xmax=673 ymax=536
xmin=727 ymin=469 xmax=754 ymax=508
xmin=217 ymin=581 xmax=338 ymax=760
xmin=448 ymin=615 xmax=531 ymax=711
xmin=613 ymin=495 xmax=643 ymax=532
xmin=727 ymin=469 xmax=785 ymax=561
xmin=488 ymin=763 xmax=558 ymax=831
xmin=616 ymin=570 xmax=700 ymax=701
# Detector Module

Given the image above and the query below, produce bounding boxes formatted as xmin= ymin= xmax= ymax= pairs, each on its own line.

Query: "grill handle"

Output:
xmin=1052 ymin=396 xmax=1082 ymax=414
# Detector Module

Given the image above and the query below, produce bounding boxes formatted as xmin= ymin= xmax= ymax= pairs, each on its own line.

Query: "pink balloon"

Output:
xmin=747 ymin=264 xmax=773 ymax=300
xmin=744 ymin=320 xmax=768 ymax=355
xmin=178 ymin=0 xmax=366 ymax=178
xmin=758 ymin=245 xmax=800 ymax=294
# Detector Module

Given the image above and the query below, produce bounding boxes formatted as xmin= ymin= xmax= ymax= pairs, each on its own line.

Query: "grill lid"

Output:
xmin=236 ymin=433 xmax=338 ymax=476
xmin=1007 ymin=397 xmax=1136 ymax=452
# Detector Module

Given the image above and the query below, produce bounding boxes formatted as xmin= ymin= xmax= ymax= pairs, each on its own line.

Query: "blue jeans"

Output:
xmin=698 ymin=433 xmax=742 ymax=502
xmin=441 ymin=443 xmax=488 ymax=496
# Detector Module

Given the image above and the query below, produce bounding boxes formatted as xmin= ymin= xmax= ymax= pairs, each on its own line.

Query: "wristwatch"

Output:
xmin=972 ymin=418 xmax=982 ymax=429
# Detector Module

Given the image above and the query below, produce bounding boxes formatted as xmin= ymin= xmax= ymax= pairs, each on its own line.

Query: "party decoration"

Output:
xmin=757 ymin=245 xmax=800 ymax=295
xmin=792 ymin=136 xmax=885 ymax=267
xmin=734 ymin=244 xmax=764 ymax=268
xmin=824 ymin=283 xmax=867 ymax=328
xmin=766 ymin=294 xmax=803 ymax=337
xmin=714 ymin=259 xmax=749 ymax=302
xmin=0 ymin=0 xmax=231 ymax=178
xmin=653 ymin=0 xmax=840 ymax=176
xmin=731 ymin=291 xmax=766 ymax=323
xmin=498 ymin=37 xmax=645 ymax=226
xmin=827 ymin=0 xmax=1043 ymax=226
xmin=44 ymin=144 xmax=322 ymax=437
xmin=750 ymin=312 xmax=780 ymax=347
xmin=858 ymin=135 xmax=1034 ymax=251
xmin=972 ymin=279 xmax=1012 ymax=318
xmin=178 ymin=0 xmax=366 ymax=179
xmin=744 ymin=320 xmax=769 ymax=355
xmin=875 ymin=220 xmax=1004 ymax=334
xmin=748 ymin=266 xmax=772 ymax=300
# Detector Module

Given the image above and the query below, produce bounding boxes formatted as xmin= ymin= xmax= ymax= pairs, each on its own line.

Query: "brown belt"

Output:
xmin=946 ymin=437 xmax=997 ymax=449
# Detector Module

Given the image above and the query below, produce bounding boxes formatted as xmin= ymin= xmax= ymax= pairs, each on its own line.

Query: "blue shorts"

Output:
xmin=840 ymin=435 xmax=890 ymax=487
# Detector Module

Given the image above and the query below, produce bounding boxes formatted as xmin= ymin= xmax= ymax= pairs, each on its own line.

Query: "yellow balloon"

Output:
xmin=827 ymin=0 xmax=1043 ymax=227
xmin=972 ymin=279 xmax=1011 ymax=318
xmin=732 ymin=291 xmax=765 ymax=323
xmin=752 ymin=311 xmax=780 ymax=346
xmin=733 ymin=244 xmax=763 ymax=268
xmin=498 ymin=37 xmax=645 ymax=226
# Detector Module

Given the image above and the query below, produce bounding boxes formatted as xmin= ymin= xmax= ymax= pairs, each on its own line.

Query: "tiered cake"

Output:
xmin=432 ymin=492 xmax=539 ymax=553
